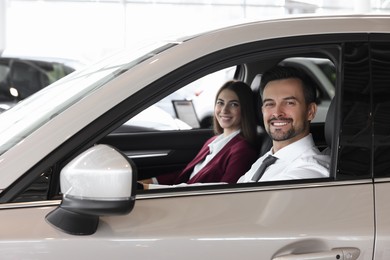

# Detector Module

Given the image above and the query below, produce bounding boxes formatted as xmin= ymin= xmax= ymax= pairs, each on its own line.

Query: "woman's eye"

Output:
xmin=230 ymin=102 xmax=239 ymax=107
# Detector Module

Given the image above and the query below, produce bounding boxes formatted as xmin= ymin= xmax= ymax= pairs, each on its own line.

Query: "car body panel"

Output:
xmin=373 ymin=180 xmax=390 ymax=259
xmin=0 ymin=181 xmax=374 ymax=259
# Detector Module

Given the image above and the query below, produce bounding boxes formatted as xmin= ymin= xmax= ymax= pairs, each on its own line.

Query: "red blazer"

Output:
xmin=156 ymin=134 xmax=258 ymax=185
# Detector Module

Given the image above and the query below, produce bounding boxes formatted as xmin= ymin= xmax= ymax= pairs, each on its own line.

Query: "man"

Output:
xmin=238 ymin=65 xmax=330 ymax=183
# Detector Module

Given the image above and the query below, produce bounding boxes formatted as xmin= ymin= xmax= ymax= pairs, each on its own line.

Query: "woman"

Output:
xmin=141 ymin=80 xmax=258 ymax=189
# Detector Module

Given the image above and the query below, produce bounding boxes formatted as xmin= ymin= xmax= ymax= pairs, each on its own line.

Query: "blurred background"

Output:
xmin=0 ymin=0 xmax=389 ymax=65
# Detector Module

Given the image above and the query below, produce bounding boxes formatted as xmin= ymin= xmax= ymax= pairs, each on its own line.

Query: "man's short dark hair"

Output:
xmin=259 ymin=65 xmax=317 ymax=104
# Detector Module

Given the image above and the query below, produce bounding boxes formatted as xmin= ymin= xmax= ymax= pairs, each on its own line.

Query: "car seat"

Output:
xmin=323 ymin=97 xmax=335 ymax=155
xmin=250 ymin=74 xmax=272 ymax=156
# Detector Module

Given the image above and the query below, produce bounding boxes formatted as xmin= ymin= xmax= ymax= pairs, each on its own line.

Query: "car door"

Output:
xmin=0 ymin=36 xmax=375 ymax=259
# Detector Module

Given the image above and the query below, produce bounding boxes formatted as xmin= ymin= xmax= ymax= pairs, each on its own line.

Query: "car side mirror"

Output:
xmin=46 ymin=144 xmax=137 ymax=235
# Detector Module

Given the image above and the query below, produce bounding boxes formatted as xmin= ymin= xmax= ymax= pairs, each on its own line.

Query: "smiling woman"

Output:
xmin=141 ymin=80 xmax=258 ymax=189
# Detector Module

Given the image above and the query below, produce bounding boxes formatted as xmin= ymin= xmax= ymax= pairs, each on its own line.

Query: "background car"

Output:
xmin=116 ymin=105 xmax=191 ymax=132
xmin=0 ymin=14 xmax=389 ymax=259
xmin=0 ymin=51 xmax=81 ymax=111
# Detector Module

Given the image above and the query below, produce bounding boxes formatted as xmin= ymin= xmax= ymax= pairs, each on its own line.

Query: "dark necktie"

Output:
xmin=251 ymin=155 xmax=278 ymax=182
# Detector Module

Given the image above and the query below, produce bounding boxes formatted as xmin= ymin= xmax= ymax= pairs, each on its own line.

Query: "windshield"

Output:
xmin=0 ymin=42 xmax=178 ymax=155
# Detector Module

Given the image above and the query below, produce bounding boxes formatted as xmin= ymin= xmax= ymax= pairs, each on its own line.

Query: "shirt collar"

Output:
xmin=270 ymin=134 xmax=315 ymax=162
xmin=208 ymin=130 xmax=240 ymax=154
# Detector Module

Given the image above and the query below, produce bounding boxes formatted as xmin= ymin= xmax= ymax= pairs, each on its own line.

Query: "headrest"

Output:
xmin=250 ymin=74 xmax=262 ymax=92
xmin=250 ymin=74 xmax=264 ymax=126
xmin=324 ymin=98 xmax=335 ymax=148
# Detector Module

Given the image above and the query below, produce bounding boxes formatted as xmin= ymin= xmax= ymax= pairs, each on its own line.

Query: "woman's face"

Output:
xmin=214 ymin=88 xmax=242 ymax=135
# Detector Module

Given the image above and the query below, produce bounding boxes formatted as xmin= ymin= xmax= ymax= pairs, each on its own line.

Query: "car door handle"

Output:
xmin=124 ymin=150 xmax=170 ymax=159
xmin=272 ymin=247 xmax=360 ymax=260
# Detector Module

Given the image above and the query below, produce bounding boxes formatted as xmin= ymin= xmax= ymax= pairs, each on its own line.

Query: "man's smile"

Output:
xmin=269 ymin=118 xmax=292 ymax=127
xmin=272 ymin=121 xmax=288 ymax=126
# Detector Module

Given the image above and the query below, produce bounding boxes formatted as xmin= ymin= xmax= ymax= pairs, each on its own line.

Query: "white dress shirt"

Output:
xmin=238 ymin=134 xmax=330 ymax=183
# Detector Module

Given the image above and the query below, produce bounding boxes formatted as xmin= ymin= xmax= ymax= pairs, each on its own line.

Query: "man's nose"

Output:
xmin=272 ymin=104 xmax=285 ymax=117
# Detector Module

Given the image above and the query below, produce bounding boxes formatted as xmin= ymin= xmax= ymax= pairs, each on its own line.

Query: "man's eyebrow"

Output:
xmin=262 ymin=98 xmax=274 ymax=103
xmin=283 ymin=96 xmax=298 ymax=101
xmin=262 ymin=96 xmax=299 ymax=103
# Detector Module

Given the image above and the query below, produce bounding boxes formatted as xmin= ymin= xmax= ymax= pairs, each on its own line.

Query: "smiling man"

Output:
xmin=238 ymin=65 xmax=330 ymax=182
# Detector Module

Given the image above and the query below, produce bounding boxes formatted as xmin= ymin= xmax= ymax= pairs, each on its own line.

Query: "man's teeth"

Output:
xmin=273 ymin=122 xmax=287 ymax=126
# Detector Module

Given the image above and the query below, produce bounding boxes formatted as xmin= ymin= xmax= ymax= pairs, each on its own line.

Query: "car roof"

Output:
xmin=180 ymin=14 xmax=390 ymax=43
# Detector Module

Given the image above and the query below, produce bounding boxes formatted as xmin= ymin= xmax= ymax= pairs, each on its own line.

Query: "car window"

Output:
xmin=372 ymin=41 xmax=390 ymax=179
xmin=122 ymin=67 xmax=236 ymax=132
xmin=0 ymin=42 xmax=177 ymax=156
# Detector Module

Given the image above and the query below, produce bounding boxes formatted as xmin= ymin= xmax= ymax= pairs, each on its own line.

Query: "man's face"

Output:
xmin=261 ymin=78 xmax=317 ymax=148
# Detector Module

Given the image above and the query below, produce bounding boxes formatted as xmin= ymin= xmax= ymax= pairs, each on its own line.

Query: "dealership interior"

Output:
xmin=0 ymin=0 xmax=388 ymax=112
xmin=0 ymin=0 xmax=389 ymax=65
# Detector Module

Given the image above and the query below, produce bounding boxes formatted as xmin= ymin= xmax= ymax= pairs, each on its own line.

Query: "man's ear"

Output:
xmin=307 ymin=102 xmax=317 ymax=121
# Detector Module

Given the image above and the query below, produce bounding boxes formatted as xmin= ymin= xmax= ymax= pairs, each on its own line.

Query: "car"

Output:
xmin=117 ymin=105 xmax=191 ymax=132
xmin=0 ymin=14 xmax=390 ymax=259
xmin=0 ymin=52 xmax=80 ymax=111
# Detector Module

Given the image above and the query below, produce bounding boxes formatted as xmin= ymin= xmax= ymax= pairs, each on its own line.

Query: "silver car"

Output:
xmin=0 ymin=14 xmax=389 ymax=259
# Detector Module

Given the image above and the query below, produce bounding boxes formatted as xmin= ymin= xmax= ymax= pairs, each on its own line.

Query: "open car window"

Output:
xmin=118 ymin=66 xmax=237 ymax=132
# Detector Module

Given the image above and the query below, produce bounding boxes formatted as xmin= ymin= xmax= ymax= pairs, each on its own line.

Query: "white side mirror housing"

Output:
xmin=46 ymin=144 xmax=137 ymax=235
